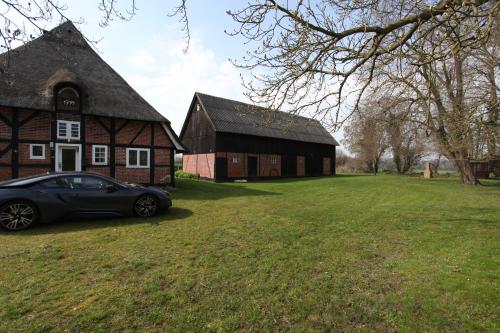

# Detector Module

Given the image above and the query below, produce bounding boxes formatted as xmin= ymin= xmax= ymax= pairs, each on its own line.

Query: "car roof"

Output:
xmin=0 ymin=172 xmax=108 ymax=187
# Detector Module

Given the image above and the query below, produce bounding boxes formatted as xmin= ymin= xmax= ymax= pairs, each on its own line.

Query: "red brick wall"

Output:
xmin=297 ymin=156 xmax=305 ymax=176
xmin=116 ymin=120 xmax=152 ymax=145
xmin=0 ymin=143 xmax=12 ymax=164
xmin=18 ymin=143 xmax=50 ymax=165
xmin=86 ymin=167 xmax=110 ymax=177
xmin=155 ymin=149 xmax=170 ymax=165
xmin=227 ymin=152 xmax=245 ymax=178
xmin=18 ymin=111 xmax=51 ymax=140
xmin=115 ymin=147 xmax=126 ymax=164
xmin=259 ymin=154 xmax=281 ymax=177
xmin=183 ymin=153 xmax=215 ymax=178
xmin=86 ymin=117 xmax=110 ymax=144
xmin=154 ymin=167 xmax=171 ymax=184
xmin=0 ymin=167 xmax=11 ymax=180
xmin=154 ymin=124 xmax=172 ymax=147
xmin=19 ymin=167 xmax=50 ymax=178
xmin=0 ymin=107 xmax=12 ymax=139
xmin=323 ymin=157 xmax=331 ymax=176
xmin=0 ymin=107 xmax=175 ymax=185
xmin=115 ymin=166 xmax=150 ymax=184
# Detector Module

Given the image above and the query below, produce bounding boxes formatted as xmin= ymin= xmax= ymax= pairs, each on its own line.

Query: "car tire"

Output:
xmin=134 ymin=195 xmax=159 ymax=217
xmin=0 ymin=200 xmax=38 ymax=231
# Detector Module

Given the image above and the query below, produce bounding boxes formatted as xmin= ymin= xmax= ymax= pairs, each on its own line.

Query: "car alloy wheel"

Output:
xmin=0 ymin=201 xmax=37 ymax=231
xmin=134 ymin=195 xmax=158 ymax=217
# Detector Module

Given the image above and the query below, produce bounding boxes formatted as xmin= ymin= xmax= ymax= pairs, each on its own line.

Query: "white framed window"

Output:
xmin=270 ymin=156 xmax=278 ymax=165
xmin=231 ymin=156 xmax=240 ymax=164
xmin=57 ymin=120 xmax=80 ymax=140
xmin=29 ymin=144 xmax=45 ymax=160
xmin=126 ymin=148 xmax=150 ymax=168
xmin=92 ymin=145 xmax=108 ymax=165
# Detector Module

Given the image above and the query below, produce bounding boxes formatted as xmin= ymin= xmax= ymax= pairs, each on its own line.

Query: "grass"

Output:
xmin=0 ymin=174 xmax=499 ymax=332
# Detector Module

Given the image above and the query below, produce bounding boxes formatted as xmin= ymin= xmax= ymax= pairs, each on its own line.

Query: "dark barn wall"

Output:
xmin=214 ymin=132 xmax=336 ymax=180
xmin=216 ymin=132 xmax=335 ymax=156
xmin=216 ymin=132 xmax=335 ymax=176
xmin=180 ymin=104 xmax=216 ymax=154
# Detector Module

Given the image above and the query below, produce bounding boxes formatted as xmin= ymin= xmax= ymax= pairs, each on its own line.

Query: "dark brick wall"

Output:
xmin=18 ymin=110 xmax=51 ymax=141
xmin=0 ymin=107 xmax=175 ymax=185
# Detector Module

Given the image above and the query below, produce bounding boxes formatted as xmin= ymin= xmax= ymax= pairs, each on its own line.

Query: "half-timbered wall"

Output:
xmin=0 ymin=106 xmax=175 ymax=185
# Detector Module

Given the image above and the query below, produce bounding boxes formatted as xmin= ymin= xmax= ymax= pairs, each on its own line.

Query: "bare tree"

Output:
xmin=1 ymin=0 xmax=497 ymax=184
xmin=344 ymin=100 xmax=389 ymax=175
xmin=0 ymin=0 xmax=137 ymax=56
xmin=226 ymin=0 xmax=498 ymax=184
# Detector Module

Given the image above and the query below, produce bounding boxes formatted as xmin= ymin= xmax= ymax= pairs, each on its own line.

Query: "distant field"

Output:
xmin=1 ymin=175 xmax=499 ymax=332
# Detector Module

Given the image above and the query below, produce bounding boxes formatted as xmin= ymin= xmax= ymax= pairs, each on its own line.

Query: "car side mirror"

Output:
xmin=106 ymin=185 xmax=118 ymax=193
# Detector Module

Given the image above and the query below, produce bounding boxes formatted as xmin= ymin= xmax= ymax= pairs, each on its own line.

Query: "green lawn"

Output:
xmin=1 ymin=175 xmax=499 ymax=332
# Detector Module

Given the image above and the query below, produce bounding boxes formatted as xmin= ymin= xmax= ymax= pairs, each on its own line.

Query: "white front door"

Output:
xmin=55 ymin=144 xmax=82 ymax=172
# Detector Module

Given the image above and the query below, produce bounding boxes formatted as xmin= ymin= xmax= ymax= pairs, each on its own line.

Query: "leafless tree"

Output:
xmin=344 ymin=100 xmax=389 ymax=175
xmin=0 ymin=0 xmax=137 ymax=55
xmin=225 ymin=0 xmax=499 ymax=184
xmin=1 ymin=0 xmax=498 ymax=184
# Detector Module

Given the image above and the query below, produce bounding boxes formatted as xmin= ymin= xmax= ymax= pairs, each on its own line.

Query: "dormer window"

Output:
xmin=56 ymin=86 xmax=80 ymax=112
xmin=57 ymin=120 xmax=80 ymax=140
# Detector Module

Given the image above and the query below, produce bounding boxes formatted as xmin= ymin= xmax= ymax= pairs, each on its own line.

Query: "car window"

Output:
xmin=67 ymin=176 xmax=111 ymax=190
xmin=36 ymin=177 xmax=70 ymax=189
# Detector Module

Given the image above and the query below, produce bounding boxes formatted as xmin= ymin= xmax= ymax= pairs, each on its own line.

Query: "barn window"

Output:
xmin=92 ymin=145 xmax=108 ymax=165
xmin=232 ymin=156 xmax=240 ymax=164
xmin=56 ymin=86 xmax=80 ymax=112
xmin=126 ymin=148 xmax=150 ymax=168
xmin=57 ymin=120 xmax=80 ymax=140
xmin=30 ymin=144 xmax=45 ymax=160
xmin=270 ymin=156 xmax=278 ymax=165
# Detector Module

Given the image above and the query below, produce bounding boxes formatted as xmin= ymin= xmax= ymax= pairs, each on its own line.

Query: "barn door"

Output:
xmin=247 ymin=156 xmax=258 ymax=177
xmin=215 ymin=157 xmax=227 ymax=181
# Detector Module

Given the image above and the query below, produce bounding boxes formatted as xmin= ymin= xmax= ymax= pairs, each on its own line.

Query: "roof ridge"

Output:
xmin=195 ymin=92 xmax=321 ymax=123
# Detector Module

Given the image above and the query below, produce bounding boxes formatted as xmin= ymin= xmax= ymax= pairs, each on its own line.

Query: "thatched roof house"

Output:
xmin=0 ymin=21 xmax=182 ymax=185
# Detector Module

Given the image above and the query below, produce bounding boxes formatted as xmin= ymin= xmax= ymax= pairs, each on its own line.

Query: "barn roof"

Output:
xmin=192 ymin=93 xmax=339 ymax=146
xmin=0 ymin=21 xmax=166 ymax=122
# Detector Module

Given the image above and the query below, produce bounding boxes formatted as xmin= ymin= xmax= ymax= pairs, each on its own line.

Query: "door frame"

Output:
xmin=55 ymin=143 xmax=82 ymax=172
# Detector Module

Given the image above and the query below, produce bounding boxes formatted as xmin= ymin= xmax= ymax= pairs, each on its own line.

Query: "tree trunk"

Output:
xmin=373 ymin=160 xmax=378 ymax=175
xmin=452 ymin=158 xmax=478 ymax=185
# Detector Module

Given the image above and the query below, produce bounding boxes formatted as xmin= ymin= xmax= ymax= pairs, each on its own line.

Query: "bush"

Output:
xmin=175 ymin=170 xmax=199 ymax=179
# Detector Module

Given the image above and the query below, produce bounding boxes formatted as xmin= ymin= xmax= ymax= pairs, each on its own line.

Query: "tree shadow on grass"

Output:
xmin=174 ymin=179 xmax=280 ymax=200
xmin=478 ymin=179 xmax=500 ymax=187
xmin=3 ymin=207 xmax=193 ymax=236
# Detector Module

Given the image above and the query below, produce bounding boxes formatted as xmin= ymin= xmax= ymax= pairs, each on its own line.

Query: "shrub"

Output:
xmin=175 ymin=170 xmax=199 ymax=179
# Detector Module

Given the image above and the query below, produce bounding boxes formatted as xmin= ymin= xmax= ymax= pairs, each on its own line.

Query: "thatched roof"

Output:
xmin=0 ymin=21 xmax=167 ymax=122
xmin=184 ymin=93 xmax=339 ymax=146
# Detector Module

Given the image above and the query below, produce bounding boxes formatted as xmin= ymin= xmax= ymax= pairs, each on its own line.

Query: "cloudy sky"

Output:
xmin=27 ymin=1 xmax=342 ymax=144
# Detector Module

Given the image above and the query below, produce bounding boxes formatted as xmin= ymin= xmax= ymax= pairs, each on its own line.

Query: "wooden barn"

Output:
xmin=0 ymin=22 xmax=183 ymax=186
xmin=180 ymin=93 xmax=338 ymax=181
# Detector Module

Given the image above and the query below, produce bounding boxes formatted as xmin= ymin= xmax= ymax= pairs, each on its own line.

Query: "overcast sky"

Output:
xmin=28 ymin=1 xmax=342 ymax=144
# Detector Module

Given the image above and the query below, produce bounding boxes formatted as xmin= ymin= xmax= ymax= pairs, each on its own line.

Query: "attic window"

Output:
xmin=196 ymin=104 xmax=201 ymax=112
xmin=56 ymin=86 xmax=80 ymax=112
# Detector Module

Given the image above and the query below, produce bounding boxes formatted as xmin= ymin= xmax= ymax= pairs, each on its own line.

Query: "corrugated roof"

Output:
xmin=0 ymin=21 xmax=167 ymax=122
xmin=195 ymin=93 xmax=339 ymax=146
